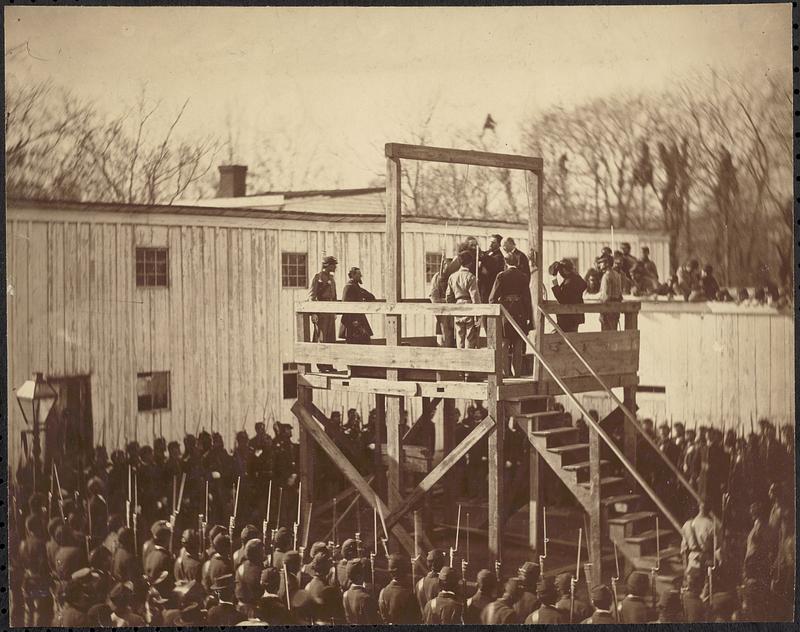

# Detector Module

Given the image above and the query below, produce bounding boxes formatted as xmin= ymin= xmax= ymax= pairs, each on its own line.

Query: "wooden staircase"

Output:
xmin=513 ymin=393 xmax=684 ymax=592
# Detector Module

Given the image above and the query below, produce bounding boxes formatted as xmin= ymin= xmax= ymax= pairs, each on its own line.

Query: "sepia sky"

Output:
xmin=5 ymin=5 xmax=792 ymax=188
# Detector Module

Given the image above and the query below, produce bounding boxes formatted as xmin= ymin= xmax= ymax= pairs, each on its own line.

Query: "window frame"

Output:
xmin=136 ymin=371 xmax=171 ymax=413
xmin=424 ymin=252 xmax=444 ymax=283
xmin=135 ymin=247 xmax=170 ymax=288
xmin=281 ymin=252 xmax=309 ymax=289
xmin=282 ymin=362 xmax=298 ymax=400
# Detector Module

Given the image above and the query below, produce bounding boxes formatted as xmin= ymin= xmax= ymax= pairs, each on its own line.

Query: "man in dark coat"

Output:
xmin=342 ymin=558 xmax=379 ymax=624
xmin=525 ymin=576 xmax=567 ymax=623
xmin=335 ymin=538 xmax=359 ymax=589
xmin=304 ymin=552 xmax=343 ymax=624
xmin=308 ymin=255 xmax=338 ymax=372
xmin=236 ymin=539 xmax=266 ymax=617
xmin=174 ymin=529 xmax=202 ymax=582
xmin=19 ymin=515 xmax=53 ymax=626
xmin=479 ymin=234 xmax=506 ymax=301
xmin=555 ymin=570 xmax=592 ymax=622
xmin=86 ymin=476 xmax=109 ymax=550
xmin=514 ymin=561 xmax=540 ymax=621
xmin=143 ymin=522 xmax=174 ymax=597
xmin=202 ymin=533 xmax=233 ymax=592
xmin=378 ymin=553 xmax=421 ymax=624
xmin=489 ymin=252 xmax=532 ymax=376
xmin=256 ymin=567 xmax=297 ymax=624
xmin=464 ymin=568 xmax=495 ymax=624
xmin=481 ymin=577 xmax=523 ymax=624
xmin=422 ymin=566 xmax=463 ymax=624
xmin=416 ymin=548 xmax=446 ymax=609
xmin=206 ymin=573 xmax=246 ymax=625
xmin=620 ymin=571 xmax=654 ymax=623
xmin=339 ymin=267 xmax=376 ymax=343
xmin=550 ymin=258 xmax=588 ymax=332
xmin=501 ymin=237 xmax=531 ymax=277
xmin=581 ymin=584 xmax=617 ymax=624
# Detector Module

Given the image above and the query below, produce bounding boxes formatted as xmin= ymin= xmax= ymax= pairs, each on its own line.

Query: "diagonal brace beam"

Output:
xmin=385 ymin=415 xmax=496 ymax=530
xmin=292 ymin=400 xmax=427 ymax=567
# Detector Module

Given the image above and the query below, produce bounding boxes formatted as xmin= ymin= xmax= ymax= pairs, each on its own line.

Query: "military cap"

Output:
xmin=348 ymin=267 xmax=361 ymax=279
xmin=476 ymin=569 xmax=496 ymax=589
xmin=241 ymin=524 xmax=260 ymax=543
xmin=387 ymin=553 xmax=408 ymax=573
xmin=438 ymin=566 xmax=455 ymax=584
xmin=490 ymin=233 xmax=503 ymax=242
xmin=547 ymin=261 xmax=561 ymax=276
xmin=260 ymin=566 xmax=281 ymax=591
xmin=627 ymin=571 xmax=650 ymax=597
xmin=346 ymin=558 xmax=365 ymax=578
xmin=518 ymin=561 xmax=540 ymax=581
xmin=175 ymin=603 xmax=204 ymax=625
xmin=311 ymin=552 xmax=332 ymax=575
xmin=621 ymin=242 xmax=631 ymax=249
xmin=87 ymin=476 xmax=105 ymax=494
xmin=341 ymin=538 xmax=358 ymax=558
xmin=658 ymin=588 xmax=682 ymax=612
xmin=283 ymin=550 xmax=301 ymax=569
xmin=590 ymin=584 xmax=613 ymax=608
xmin=310 ymin=541 xmax=329 ymax=557
xmin=212 ymin=533 xmax=231 ymax=555
xmin=322 ymin=255 xmax=338 ymax=266
xmin=596 ymin=254 xmax=612 ymax=266
xmin=537 ymin=576 xmax=558 ymax=599
xmin=555 ymin=571 xmax=573 ymax=594
xmin=208 ymin=524 xmax=228 ymax=541
xmin=108 ymin=582 xmax=133 ymax=607
xmin=151 ymin=519 xmax=170 ymax=539
xmin=181 ymin=528 xmax=198 ymax=547
xmin=210 ymin=573 xmax=235 ymax=592
xmin=245 ymin=538 xmax=264 ymax=558
xmin=427 ymin=548 xmax=446 ymax=564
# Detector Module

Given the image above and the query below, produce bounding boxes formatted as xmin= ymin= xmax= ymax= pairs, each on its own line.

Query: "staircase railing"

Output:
xmin=537 ymin=306 xmax=707 ymax=518
xmin=499 ymin=305 xmax=683 ymax=534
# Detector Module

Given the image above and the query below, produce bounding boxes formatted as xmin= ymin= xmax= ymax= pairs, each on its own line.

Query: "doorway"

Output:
xmin=45 ymin=375 xmax=93 ymax=489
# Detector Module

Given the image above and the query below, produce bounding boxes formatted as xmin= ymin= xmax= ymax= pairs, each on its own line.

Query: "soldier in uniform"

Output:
xmin=378 ymin=553 xmax=421 ymax=624
xmin=206 ymin=573 xmax=246 ymax=625
xmin=525 ymin=576 xmax=567 ymax=623
xmin=110 ymin=526 xmax=140 ymax=583
xmin=305 ymin=552 xmax=344 ymax=624
xmin=256 ymin=567 xmax=296 ymax=624
xmin=416 ymin=548 xmax=446 ymax=609
xmin=489 ymin=251 xmax=532 ymax=375
xmin=464 ymin=568 xmax=495 ymax=624
xmin=582 ymin=584 xmax=617 ymax=624
xmin=235 ymin=539 xmax=265 ymax=617
xmin=143 ymin=522 xmax=174 ymax=598
xmin=309 ymin=255 xmax=338 ymax=372
xmin=555 ymin=571 xmax=592 ymax=622
xmin=202 ymin=533 xmax=233 ymax=592
xmin=174 ymin=529 xmax=202 ymax=582
xmin=514 ymin=561 xmax=540 ymax=621
xmin=620 ymin=571 xmax=654 ymax=623
xmin=342 ymin=558 xmax=379 ymax=624
xmin=19 ymin=515 xmax=52 ymax=626
xmin=86 ymin=476 xmax=108 ymax=551
xmin=481 ymin=577 xmax=523 ymax=624
xmin=336 ymin=538 xmax=359 ymax=589
xmin=234 ymin=525 xmax=260 ymax=568
xmin=422 ymin=566 xmax=463 ymax=624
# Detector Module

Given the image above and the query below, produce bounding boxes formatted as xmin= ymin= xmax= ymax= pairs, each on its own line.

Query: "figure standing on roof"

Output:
xmin=309 ymin=255 xmax=338 ymax=372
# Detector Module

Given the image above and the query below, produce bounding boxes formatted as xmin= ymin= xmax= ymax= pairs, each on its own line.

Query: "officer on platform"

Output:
xmin=309 ymin=255 xmax=338 ymax=372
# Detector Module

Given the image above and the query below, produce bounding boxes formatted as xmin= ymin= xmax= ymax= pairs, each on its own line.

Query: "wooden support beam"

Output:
xmin=299 ymin=372 xmax=490 ymax=400
xmin=542 ymin=300 xmax=641 ymax=314
xmin=297 ymin=312 xmax=314 ymax=516
xmin=385 ymin=142 xmax=544 ymax=172
xmin=486 ymin=316 xmax=505 ymax=564
xmin=295 ymin=300 xmax=502 ymax=317
xmin=442 ymin=398 xmax=457 ymax=501
xmin=623 ymin=312 xmax=639 ymax=469
xmin=374 ymin=394 xmax=386 ymax=494
xmin=588 ymin=424 xmax=603 ymax=587
xmin=292 ymin=400 xmax=422 ymax=558
xmin=534 ymin=373 xmax=639 ymax=397
xmin=384 ymin=415 xmax=496 ymax=530
xmin=402 ymin=397 xmax=442 ymax=442
xmin=530 ymin=170 xmax=544 ymax=381
xmin=294 ymin=342 xmax=496 ymax=373
xmin=528 ymin=406 xmax=545 ymax=555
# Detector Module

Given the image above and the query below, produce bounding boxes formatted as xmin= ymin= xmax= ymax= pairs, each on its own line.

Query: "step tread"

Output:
xmin=579 ymin=476 xmax=626 ymax=488
xmin=625 ymin=528 xmax=675 ymax=544
xmin=607 ymin=511 xmax=657 ymax=525
xmin=562 ymin=459 xmax=610 ymax=471
xmin=548 ymin=443 xmax=590 ymax=454
xmin=531 ymin=427 xmax=578 ymax=437
xmin=601 ymin=493 xmax=641 ymax=505
xmin=513 ymin=411 xmax=565 ymax=420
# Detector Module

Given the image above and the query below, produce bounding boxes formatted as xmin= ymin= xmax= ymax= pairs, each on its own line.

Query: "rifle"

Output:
xmin=376 ymin=497 xmax=390 ymax=557
xmin=332 ymin=496 xmax=338 ymax=548
xmin=293 ymin=481 xmax=302 ymax=549
xmin=494 ymin=560 xmax=502 ymax=584
xmin=707 ymin=526 xmax=717 ymax=608
xmin=373 ymin=505 xmax=378 ymax=556
xmin=198 ymin=513 xmax=207 ymax=558
xmin=52 ymin=462 xmax=66 ymax=523
xmin=650 ymin=515 xmax=660 ymax=610
xmin=611 ymin=540 xmax=623 ymax=622
xmin=84 ymin=497 xmax=92 ymax=559
xmin=230 ymin=476 xmax=241 ymax=538
xmin=277 ymin=487 xmax=284 ymax=530
xmin=303 ymin=501 xmax=313 ymax=552
xmin=450 ymin=503 xmax=462 ymax=568
xmin=282 ymin=563 xmax=292 ymax=611
xmin=539 ymin=505 xmax=548 ymax=575
xmin=570 ymin=527 xmax=582 ymax=624
xmin=369 ymin=551 xmax=376 ymax=590
xmin=170 ymin=473 xmax=186 ymax=555
xmin=204 ymin=480 xmax=209 ymax=521
xmin=412 ymin=510 xmax=419 ymax=589
xmin=126 ymin=464 xmax=132 ymax=528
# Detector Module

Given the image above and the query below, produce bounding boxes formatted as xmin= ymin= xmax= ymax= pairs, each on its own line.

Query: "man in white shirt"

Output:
xmin=446 ymin=250 xmax=481 ymax=349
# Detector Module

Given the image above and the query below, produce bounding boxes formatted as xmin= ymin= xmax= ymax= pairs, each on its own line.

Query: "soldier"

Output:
xmin=342 ymin=558 xmax=379 ymax=624
xmin=620 ymin=571 xmax=654 ymax=623
xmin=309 ymin=255 xmax=338 ymax=373
xmin=174 ymin=529 xmax=202 ymax=583
xmin=422 ymin=566 xmax=463 ymax=624
xmin=300 ymin=541 xmax=330 ymax=587
xmin=335 ymin=538 xmax=359 ymax=589
xmin=514 ymin=561 xmax=540 ymax=621
xmin=142 ymin=519 xmax=169 ymax=563
xmin=277 ymin=550 xmax=303 ymax=608
xmin=464 ymin=568 xmax=496 ymax=624
xmin=206 ymin=573 xmax=246 ymax=625
xmin=416 ymin=548 xmax=446 ymax=609
xmin=86 ymin=476 xmax=109 ymax=550
xmin=489 ymin=251 xmax=532 ymax=376
xmin=235 ymin=539 xmax=265 ymax=617
xmin=110 ymin=526 xmax=140 ymax=583
xmin=481 ymin=577 xmax=523 ymax=624
xmin=272 ymin=423 xmax=298 ymax=490
xmin=582 ymin=584 xmax=617 ymax=623
xmin=339 ymin=267 xmax=376 ymax=343
xmin=378 ymin=553 xmax=421 ymax=624
xmin=257 ymin=567 xmax=296 ymax=624
xmin=233 ymin=525 xmax=260 ymax=568
xmin=19 ymin=515 xmax=52 ymax=626
xmin=549 ymin=258 xmax=588 ymax=332
xmin=271 ymin=526 xmax=292 ymax=569
xmin=143 ymin=521 xmax=174 ymax=597
xmin=430 ymin=258 xmax=456 ymax=348
xmin=202 ymin=533 xmax=233 ymax=592
xmin=446 ymin=249 xmax=481 ymax=351
xmin=55 ymin=579 xmax=88 ymax=626
xmin=555 ymin=571 xmax=592 ymax=622
xmin=108 ymin=581 xmax=145 ymax=626
xmin=653 ymin=588 xmax=685 ymax=623
xmin=681 ymin=567 xmax=708 ymax=622
xmin=525 ymin=576 xmax=567 ymax=623
xmin=303 ymin=552 xmax=342 ymax=623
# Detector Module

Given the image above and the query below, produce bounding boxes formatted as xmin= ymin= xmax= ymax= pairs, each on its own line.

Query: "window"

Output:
xmin=282 ymin=253 xmax=308 ymax=288
xmin=137 ymin=372 xmax=170 ymax=412
xmin=136 ymin=248 xmax=169 ymax=287
xmin=283 ymin=363 xmax=298 ymax=399
xmin=425 ymin=252 xmax=443 ymax=283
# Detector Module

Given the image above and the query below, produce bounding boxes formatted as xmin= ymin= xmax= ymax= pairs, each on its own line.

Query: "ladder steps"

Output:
xmin=578 ymin=475 xmax=626 ymax=488
xmin=562 ymin=459 xmax=610 ymax=471
xmin=547 ymin=442 xmax=589 ymax=454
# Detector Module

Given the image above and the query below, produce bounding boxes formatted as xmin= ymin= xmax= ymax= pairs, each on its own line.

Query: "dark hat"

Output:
xmin=212 ymin=533 xmax=231 ymax=555
xmin=518 ymin=561 xmax=540 ymax=581
xmin=427 ymin=548 xmax=446 ymax=564
xmin=181 ymin=528 xmax=198 ymax=548
xmin=346 ymin=558 xmax=365 ymax=579
xmin=504 ymin=577 xmax=523 ymax=595
xmin=63 ymin=579 xmax=86 ymax=607
xmin=621 ymin=242 xmax=631 ymax=249
xmin=387 ymin=553 xmax=408 ymax=573
xmin=590 ymin=584 xmax=613 ymax=608
xmin=476 ymin=569 xmax=496 ymax=590
xmin=627 ymin=571 xmax=650 ymax=597
xmin=322 ymin=255 xmax=338 ymax=266
xmin=260 ymin=566 xmax=281 ymax=592
xmin=310 ymin=541 xmax=329 ymax=558
xmin=537 ymin=576 xmax=558 ymax=603
xmin=490 ymin=233 xmax=502 ymax=241
xmin=208 ymin=524 xmax=227 ymax=541
xmin=438 ymin=566 xmax=456 ymax=586
xmin=172 ymin=579 xmax=205 ymax=607
xmin=348 ymin=266 xmax=361 ymax=278
xmin=150 ymin=519 xmax=170 ymax=539
xmin=153 ymin=523 xmax=172 ymax=542
xmin=283 ymin=550 xmax=301 ymax=570
xmin=596 ymin=254 xmax=612 ymax=266
xmin=311 ymin=552 xmax=332 ymax=575
xmin=547 ymin=261 xmax=561 ymax=276
xmin=241 ymin=524 xmax=260 ymax=543
xmin=176 ymin=602 xmax=204 ymax=625
xmin=601 ymin=246 xmax=612 ymax=255
xmin=109 ymin=582 xmax=133 ymax=608
xmin=658 ymin=588 xmax=682 ymax=612
xmin=210 ymin=573 xmax=234 ymax=592
xmin=245 ymin=538 xmax=265 ymax=562
xmin=87 ymin=476 xmax=105 ymax=494
xmin=341 ymin=538 xmax=358 ymax=558
xmin=555 ymin=571 xmax=573 ymax=594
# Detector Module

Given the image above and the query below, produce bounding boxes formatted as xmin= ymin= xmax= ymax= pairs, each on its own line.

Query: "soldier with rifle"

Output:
xmin=481 ymin=577 xmax=523 ymax=624
xmin=582 ymin=584 xmax=617 ymax=624
xmin=416 ymin=548 xmax=446 ymax=609
xmin=514 ymin=561 xmax=540 ymax=621
xmin=378 ymin=553 xmax=421 ymax=624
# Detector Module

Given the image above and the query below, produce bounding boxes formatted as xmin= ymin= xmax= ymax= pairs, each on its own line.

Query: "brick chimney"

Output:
xmin=217 ymin=165 xmax=248 ymax=198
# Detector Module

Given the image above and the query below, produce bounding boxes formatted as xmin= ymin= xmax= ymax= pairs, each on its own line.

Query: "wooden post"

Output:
xmin=487 ymin=315 xmax=505 ymax=563
xmin=529 ymin=169 xmax=545 ymax=381
xmin=374 ymin=394 xmax=386 ymax=496
xmin=297 ymin=312 xmax=314 ymax=511
xmin=588 ymin=423 xmax=603 ymax=586
xmin=623 ymin=311 xmax=638 ymax=466
xmin=528 ymin=413 xmax=544 ymax=555
xmin=442 ymin=399 xmax=457 ymax=500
